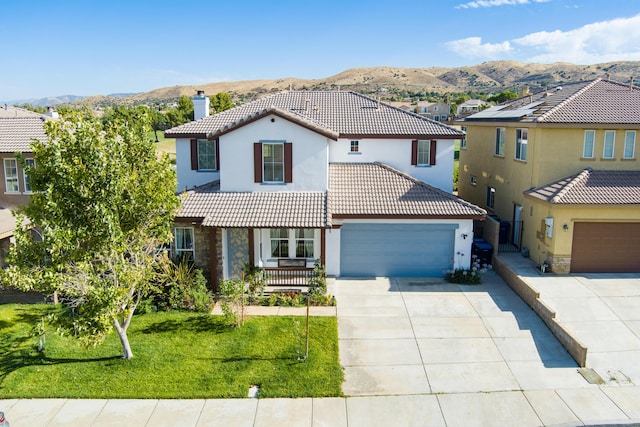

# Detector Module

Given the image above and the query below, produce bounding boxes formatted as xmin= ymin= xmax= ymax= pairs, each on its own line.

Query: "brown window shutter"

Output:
xmin=253 ymin=143 xmax=262 ymax=183
xmin=284 ymin=142 xmax=293 ymax=183
xmin=190 ymin=139 xmax=198 ymax=170
xmin=215 ymin=139 xmax=220 ymax=170
xmin=411 ymin=140 xmax=418 ymax=165
xmin=430 ymin=140 xmax=437 ymax=166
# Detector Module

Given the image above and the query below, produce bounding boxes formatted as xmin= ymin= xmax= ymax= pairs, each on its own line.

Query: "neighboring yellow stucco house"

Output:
xmin=457 ymin=78 xmax=640 ymax=273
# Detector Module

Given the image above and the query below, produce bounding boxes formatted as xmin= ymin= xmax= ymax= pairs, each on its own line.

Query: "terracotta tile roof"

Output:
xmin=524 ymin=168 xmax=640 ymax=204
xmin=329 ymin=162 xmax=486 ymax=219
xmin=0 ymin=117 xmax=47 ymax=153
xmin=165 ymin=91 xmax=463 ymax=139
xmin=463 ymin=78 xmax=640 ymax=124
xmin=178 ymin=182 xmax=327 ymax=228
xmin=178 ymin=163 xmax=485 ymax=227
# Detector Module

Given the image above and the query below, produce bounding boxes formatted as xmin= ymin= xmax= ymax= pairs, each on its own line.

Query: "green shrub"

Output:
xmin=218 ymin=279 xmax=245 ymax=326
xmin=152 ymin=258 xmax=213 ymax=312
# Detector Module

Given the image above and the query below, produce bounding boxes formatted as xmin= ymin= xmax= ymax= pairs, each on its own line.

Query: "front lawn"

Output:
xmin=0 ymin=304 xmax=342 ymax=398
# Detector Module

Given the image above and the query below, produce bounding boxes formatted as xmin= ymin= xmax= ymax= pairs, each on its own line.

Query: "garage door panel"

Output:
xmin=571 ymin=222 xmax=640 ymax=273
xmin=340 ymin=223 xmax=456 ymax=277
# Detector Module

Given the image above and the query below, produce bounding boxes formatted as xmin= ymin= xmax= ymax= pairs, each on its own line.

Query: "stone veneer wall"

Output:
xmin=173 ymin=221 xmax=222 ymax=291
xmin=548 ymin=255 xmax=571 ymax=274
xmin=0 ymin=237 xmax=11 ymax=268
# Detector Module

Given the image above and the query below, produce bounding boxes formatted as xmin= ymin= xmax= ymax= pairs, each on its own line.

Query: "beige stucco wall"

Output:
xmin=459 ymin=122 xmax=640 ymax=273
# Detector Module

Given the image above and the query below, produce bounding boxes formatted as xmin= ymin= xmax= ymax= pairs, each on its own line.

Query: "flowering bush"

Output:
xmin=445 ymin=255 xmax=491 ymax=285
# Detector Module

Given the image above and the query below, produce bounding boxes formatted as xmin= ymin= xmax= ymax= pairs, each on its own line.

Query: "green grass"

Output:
xmin=147 ymin=130 xmax=176 ymax=159
xmin=0 ymin=304 xmax=342 ymax=399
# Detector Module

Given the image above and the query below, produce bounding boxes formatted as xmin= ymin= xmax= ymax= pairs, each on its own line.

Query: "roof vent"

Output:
xmin=556 ymin=86 xmax=563 ymax=91
xmin=196 ymin=90 xmax=205 ymax=97
xmin=631 ymin=77 xmax=635 ymax=91
xmin=606 ymin=73 xmax=611 ymax=81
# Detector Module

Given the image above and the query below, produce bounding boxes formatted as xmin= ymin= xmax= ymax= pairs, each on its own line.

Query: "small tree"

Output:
xmin=209 ymin=92 xmax=235 ymax=113
xmin=3 ymin=109 xmax=180 ymax=359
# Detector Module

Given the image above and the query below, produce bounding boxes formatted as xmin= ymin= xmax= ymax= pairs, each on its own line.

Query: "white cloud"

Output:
xmin=446 ymin=14 xmax=640 ymax=64
xmin=445 ymin=37 xmax=513 ymax=59
xmin=456 ymin=0 xmax=550 ymax=9
xmin=514 ymin=14 xmax=640 ymax=63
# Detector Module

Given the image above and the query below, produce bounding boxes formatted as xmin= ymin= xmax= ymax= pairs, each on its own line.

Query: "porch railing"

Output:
xmin=264 ymin=267 xmax=313 ymax=288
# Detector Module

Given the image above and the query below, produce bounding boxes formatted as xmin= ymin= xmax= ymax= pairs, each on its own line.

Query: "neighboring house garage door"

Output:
xmin=571 ymin=222 xmax=640 ymax=273
xmin=340 ymin=223 xmax=456 ymax=277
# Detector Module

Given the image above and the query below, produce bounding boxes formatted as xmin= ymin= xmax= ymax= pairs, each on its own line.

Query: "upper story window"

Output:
xmin=434 ymin=115 xmax=440 ymax=121
xmin=603 ymin=130 xmax=615 ymax=159
xmin=411 ymin=140 xmax=437 ymax=166
xmin=197 ymin=139 xmax=217 ymax=170
xmin=515 ymin=128 xmax=528 ymax=161
xmin=495 ymin=127 xmax=505 ymax=157
xmin=470 ymin=175 xmax=477 ymax=186
xmin=624 ymin=131 xmax=636 ymax=159
xmin=174 ymin=227 xmax=194 ymax=262
xmin=190 ymin=138 xmax=219 ymax=171
xmin=254 ymin=142 xmax=292 ymax=184
xmin=460 ymin=126 xmax=467 ymax=149
xmin=4 ymin=158 xmax=19 ymax=193
xmin=583 ymin=130 xmax=595 ymax=158
xmin=350 ymin=140 xmax=359 ymax=153
xmin=23 ymin=158 xmax=35 ymax=193
xmin=263 ymin=143 xmax=284 ymax=183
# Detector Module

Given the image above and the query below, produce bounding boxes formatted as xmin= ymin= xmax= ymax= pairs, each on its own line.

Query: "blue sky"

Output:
xmin=2 ymin=0 xmax=639 ymax=101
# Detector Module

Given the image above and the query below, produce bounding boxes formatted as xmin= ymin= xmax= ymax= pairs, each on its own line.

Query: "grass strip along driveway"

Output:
xmin=0 ymin=304 xmax=342 ymax=399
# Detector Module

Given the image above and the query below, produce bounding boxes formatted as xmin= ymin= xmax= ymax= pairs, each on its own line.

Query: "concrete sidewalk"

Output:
xmin=3 ymin=388 xmax=640 ymax=427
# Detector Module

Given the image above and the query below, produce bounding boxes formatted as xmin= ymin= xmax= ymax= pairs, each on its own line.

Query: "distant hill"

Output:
xmin=24 ymin=60 xmax=640 ymax=108
xmin=3 ymin=95 xmax=86 ymax=107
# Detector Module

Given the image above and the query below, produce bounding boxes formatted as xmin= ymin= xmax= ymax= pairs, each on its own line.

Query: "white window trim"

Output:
xmin=416 ymin=140 xmax=431 ymax=166
xmin=174 ymin=227 xmax=195 ymax=261
xmin=624 ymin=130 xmax=636 ymax=159
xmin=603 ymin=130 xmax=616 ymax=159
xmin=349 ymin=140 xmax=360 ymax=154
xmin=495 ymin=127 xmax=505 ymax=157
xmin=583 ymin=130 xmax=595 ymax=159
xmin=515 ymin=128 xmax=528 ymax=161
xmin=4 ymin=158 xmax=19 ymax=194
xmin=262 ymin=228 xmax=319 ymax=264
xmin=197 ymin=139 xmax=217 ymax=171
xmin=262 ymin=142 xmax=285 ymax=184
xmin=22 ymin=158 xmax=35 ymax=194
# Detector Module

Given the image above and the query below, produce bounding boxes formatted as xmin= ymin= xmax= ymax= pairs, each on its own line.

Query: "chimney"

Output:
xmin=193 ymin=90 xmax=210 ymax=121
xmin=45 ymin=106 xmax=59 ymax=119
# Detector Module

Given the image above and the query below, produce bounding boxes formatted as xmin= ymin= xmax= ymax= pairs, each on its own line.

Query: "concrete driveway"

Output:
xmin=333 ymin=271 xmax=589 ymax=397
xmin=522 ymin=270 xmax=640 ymax=384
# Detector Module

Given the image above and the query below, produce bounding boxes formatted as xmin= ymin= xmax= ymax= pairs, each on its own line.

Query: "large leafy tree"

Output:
xmin=3 ymin=109 xmax=179 ymax=359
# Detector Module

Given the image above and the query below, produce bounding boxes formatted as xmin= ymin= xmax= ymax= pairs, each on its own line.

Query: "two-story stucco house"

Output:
xmin=457 ymin=78 xmax=640 ymax=273
xmin=165 ymin=91 xmax=485 ymax=288
xmin=416 ymin=101 xmax=450 ymax=122
xmin=0 ymin=106 xmax=55 ymax=266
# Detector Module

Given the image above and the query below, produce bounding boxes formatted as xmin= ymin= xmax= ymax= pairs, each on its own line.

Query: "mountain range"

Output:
xmin=6 ymin=61 xmax=640 ymax=108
